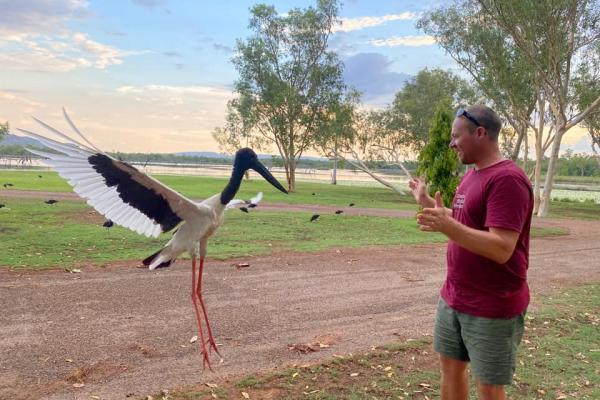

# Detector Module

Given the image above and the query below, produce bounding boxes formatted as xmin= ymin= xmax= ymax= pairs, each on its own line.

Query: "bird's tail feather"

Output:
xmin=143 ymin=247 xmax=174 ymax=270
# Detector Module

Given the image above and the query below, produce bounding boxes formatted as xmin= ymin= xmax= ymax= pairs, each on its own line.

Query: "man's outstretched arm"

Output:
xmin=417 ymin=192 xmax=519 ymax=264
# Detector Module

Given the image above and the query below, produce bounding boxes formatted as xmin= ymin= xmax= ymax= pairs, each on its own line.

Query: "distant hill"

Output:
xmin=0 ymin=134 xmax=42 ymax=147
xmin=1 ymin=135 xmax=329 ymax=162
xmin=175 ymin=151 xmax=328 ymax=162
xmin=175 ymin=151 xmax=231 ymax=159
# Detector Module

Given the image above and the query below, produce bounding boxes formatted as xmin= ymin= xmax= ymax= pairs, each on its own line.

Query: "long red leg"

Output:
xmin=191 ymin=256 xmax=211 ymax=370
xmin=196 ymin=256 xmax=221 ymax=357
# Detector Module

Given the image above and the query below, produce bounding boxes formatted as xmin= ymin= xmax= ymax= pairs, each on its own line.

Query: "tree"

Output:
xmin=419 ymin=2 xmax=558 ymax=213
xmin=475 ymin=0 xmax=600 ymax=216
xmin=389 ymin=68 xmax=477 ymax=153
xmin=221 ymin=0 xmax=346 ymax=191
xmin=419 ymin=4 xmax=538 ymax=162
xmin=0 ymin=121 xmax=8 ymax=140
xmin=311 ymin=90 xmax=360 ymax=185
xmin=331 ymin=109 xmax=411 ymax=196
xmin=573 ymin=48 xmax=600 ymax=167
xmin=417 ymin=101 xmax=460 ymax=206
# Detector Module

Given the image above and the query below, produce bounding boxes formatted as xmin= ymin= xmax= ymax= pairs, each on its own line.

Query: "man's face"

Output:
xmin=449 ymin=117 xmax=478 ymax=164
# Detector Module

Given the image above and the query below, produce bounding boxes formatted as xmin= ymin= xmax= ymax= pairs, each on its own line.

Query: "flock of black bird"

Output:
xmin=309 ymin=199 xmax=356 ymax=223
xmin=228 ymin=190 xmax=356 ymax=223
xmin=3 ymin=181 xmax=356 ymax=225
xmin=2 ymin=181 xmax=118 ymax=230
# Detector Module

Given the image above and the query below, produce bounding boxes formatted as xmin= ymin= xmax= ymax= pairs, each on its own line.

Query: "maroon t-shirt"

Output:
xmin=441 ymin=160 xmax=533 ymax=318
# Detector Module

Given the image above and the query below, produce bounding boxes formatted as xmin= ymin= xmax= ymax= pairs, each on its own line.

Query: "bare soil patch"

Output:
xmin=0 ymin=190 xmax=599 ymax=399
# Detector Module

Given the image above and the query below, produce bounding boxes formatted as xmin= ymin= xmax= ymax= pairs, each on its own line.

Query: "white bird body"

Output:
xmin=148 ymin=195 xmax=225 ymax=269
xmin=18 ymin=109 xmax=288 ymax=370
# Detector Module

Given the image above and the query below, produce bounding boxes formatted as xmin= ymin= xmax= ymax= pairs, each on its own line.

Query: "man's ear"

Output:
xmin=476 ymin=126 xmax=487 ymax=138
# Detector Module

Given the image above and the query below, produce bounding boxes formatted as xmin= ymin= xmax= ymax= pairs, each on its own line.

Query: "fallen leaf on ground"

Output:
xmin=241 ymin=392 xmax=250 ymax=399
xmin=401 ymin=275 xmax=424 ymax=282
xmin=288 ymin=343 xmax=317 ymax=353
xmin=190 ymin=336 xmax=198 ymax=344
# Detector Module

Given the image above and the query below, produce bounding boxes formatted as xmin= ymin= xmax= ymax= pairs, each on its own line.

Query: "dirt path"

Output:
xmin=1 ymin=191 xmax=599 ymax=399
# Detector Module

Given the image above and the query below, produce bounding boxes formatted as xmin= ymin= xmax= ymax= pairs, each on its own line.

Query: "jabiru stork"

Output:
xmin=18 ymin=109 xmax=288 ymax=370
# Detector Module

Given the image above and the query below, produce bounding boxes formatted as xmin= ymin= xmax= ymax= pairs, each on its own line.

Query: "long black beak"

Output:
xmin=251 ymin=159 xmax=288 ymax=194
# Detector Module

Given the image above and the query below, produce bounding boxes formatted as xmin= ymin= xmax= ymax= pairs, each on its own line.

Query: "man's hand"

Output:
xmin=417 ymin=192 xmax=521 ymax=264
xmin=408 ymin=176 xmax=435 ymax=208
xmin=417 ymin=191 xmax=453 ymax=234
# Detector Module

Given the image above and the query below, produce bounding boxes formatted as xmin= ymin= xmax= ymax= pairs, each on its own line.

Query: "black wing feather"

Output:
xmin=88 ymin=154 xmax=182 ymax=232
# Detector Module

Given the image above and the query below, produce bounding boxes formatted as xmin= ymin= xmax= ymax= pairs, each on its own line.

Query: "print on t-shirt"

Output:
xmin=454 ymin=193 xmax=465 ymax=209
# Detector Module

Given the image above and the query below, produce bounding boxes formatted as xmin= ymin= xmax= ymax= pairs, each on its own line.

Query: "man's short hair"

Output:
xmin=465 ymin=105 xmax=502 ymax=141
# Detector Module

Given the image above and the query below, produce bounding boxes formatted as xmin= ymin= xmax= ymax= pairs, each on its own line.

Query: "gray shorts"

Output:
xmin=433 ymin=298 xmax=526 ymax=385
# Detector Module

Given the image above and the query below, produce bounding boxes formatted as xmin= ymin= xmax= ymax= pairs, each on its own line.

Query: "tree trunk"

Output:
xmin=533 ymin=138 xmax=543 ymax=215
xmin=522 ymin=128 xmax=528 ymax=170
xmin=532 ymin=96 xmax=545 ymax=215
xmin=593 ymin=146 xmax=600 ymax=168
xmin=510 ymin=126 xmax=525 ymax=161
xmin=537 ymin=129 xmax=565 ymax=217
xmin=287 ymin=159 xmax=296 ymax=192
xmin=331 ymin=156 xmax=337 ymax=185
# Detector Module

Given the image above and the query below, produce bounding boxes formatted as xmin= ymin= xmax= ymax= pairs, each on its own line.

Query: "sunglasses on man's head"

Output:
xmin=456 ymin=108 xmax=481 ymax=127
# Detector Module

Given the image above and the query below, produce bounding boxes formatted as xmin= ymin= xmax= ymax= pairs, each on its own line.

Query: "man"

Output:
xmin=410 ymin=105 xmax=533 ymax=400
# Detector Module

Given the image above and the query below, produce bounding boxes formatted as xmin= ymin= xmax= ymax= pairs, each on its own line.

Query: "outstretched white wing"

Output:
xmin=18 ymin=110 xmax=206 ymax=238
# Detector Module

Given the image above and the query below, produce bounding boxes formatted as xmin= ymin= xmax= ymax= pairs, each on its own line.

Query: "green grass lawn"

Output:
xmin=548 ymin=199 xmax=600 ymax=220
xmin=4 ymin=170 xmax=600 ymax=220
xmin=162 ymin=284 xmax=600 ymax=399
xmin=0 ymin=197 xmax=571 ymax=270
xmin=0 ymin=198 xmax=446 ymax=270
xmin=0 ymin=170 xmax=418 ymax=210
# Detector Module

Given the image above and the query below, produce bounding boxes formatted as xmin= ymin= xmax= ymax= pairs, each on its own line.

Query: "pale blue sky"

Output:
xmin=0 ymin=0 xmax=591 ymax=153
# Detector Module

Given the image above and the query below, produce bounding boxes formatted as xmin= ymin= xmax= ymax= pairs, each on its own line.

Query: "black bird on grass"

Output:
xmin=3 ymin=183 xmax=13 ymax=188
xmin=348 ymin=203 xmax=355 ymax=207
xmin=38 ymin=175 xmax=43 ymax=178
xmin=45 ymin=199 xmax=59 ymax=205
xmin=102 ymin=219 xmax=114 ymax=229
xmin=335 ymin=210 xmax=343 ymax=214
xmin=0 ymin=204 xmax=5 ymax=208
xmin=310 ymin=214 xmax=320 ymax=222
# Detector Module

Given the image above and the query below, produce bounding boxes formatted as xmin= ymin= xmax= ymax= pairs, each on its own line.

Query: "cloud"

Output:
xmin=212 ymin=43 xmax=234 ymax=54
xmin=0 ymin=90 xmax=43 ymax=108
xmin=163 ymin=51 xmax=182 ymax=57
xmin=342 ymin=53 xmax=411 ymax=106
xmin=131 ymin=0 xmax=164 ymax=9
xmin=369 ymin=35 xmax=436 ymax=47
xmin=0 ymin=33 xmax=144 ymax=72
xmin=333 ymin=12 xmax=417 ymax=33
xmin=0 ymin=0 xmax=147 ymax=72
xmin=116 ymin=84 xmax=233 ymax=106
xmin=0 ymin=0 xmax=89 ymax=36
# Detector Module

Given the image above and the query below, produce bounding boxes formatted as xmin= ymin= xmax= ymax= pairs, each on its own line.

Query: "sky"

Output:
xmin=0 ymin=0 xmax=594 ymax=155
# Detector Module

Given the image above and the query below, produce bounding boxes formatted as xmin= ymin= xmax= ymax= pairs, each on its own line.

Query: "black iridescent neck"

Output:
xmin=220 ymin=163 xmax=245 ymax=205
